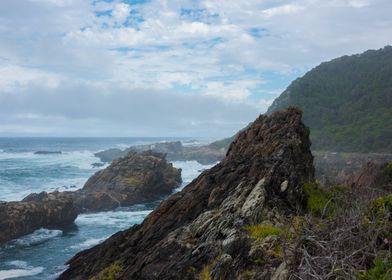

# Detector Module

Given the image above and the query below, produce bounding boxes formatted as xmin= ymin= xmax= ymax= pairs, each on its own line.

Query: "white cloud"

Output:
xmin=0 ymin=0 xmax=391 ymax=135
xmin=262 ymin=4 xmax=305 ymax=18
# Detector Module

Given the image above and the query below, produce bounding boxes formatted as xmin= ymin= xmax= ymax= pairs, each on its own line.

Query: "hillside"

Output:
xmin=268 ymin=46 xmax=392 ymax=152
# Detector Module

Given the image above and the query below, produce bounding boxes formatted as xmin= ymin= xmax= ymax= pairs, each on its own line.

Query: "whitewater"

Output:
xmin=0 ymin=138 xmax=215 ymax=280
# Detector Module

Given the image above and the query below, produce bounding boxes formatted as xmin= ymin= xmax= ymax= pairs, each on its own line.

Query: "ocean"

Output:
xmin=0 ymin=137 xmax=216 ymax=280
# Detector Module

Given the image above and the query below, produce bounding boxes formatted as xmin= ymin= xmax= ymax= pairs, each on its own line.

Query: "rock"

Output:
xmin=59 ymin=107 xmax=314 ymax=280
xmin=0 ymin=192 xmax=78 ymax=245
xmin=27 ymin=151 xmax=182 ymax=213
xmin=94 ymin=148 xmax=126 ymax=163
xmin=34 ymin=151 xmax=62 ymax=155
xmin=91 ymin=162 xmax=105 ymax=168
xmin=96 ymin=141 xmax=226 ymax=165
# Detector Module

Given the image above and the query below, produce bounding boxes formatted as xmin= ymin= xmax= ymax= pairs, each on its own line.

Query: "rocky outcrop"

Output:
xmin=59 ymin=107 xmax=314 ymax=280
xmin=74 ymin=150 xmax=182 ymax=212
xmin=26 ymin=151 xmax=182 ymax=213
xmin=95 ymin=141 xmax=226 ymax=165
xmin=345 ymin=161 xmax=392 ymax=190
xmin=0 ymin=193 xmax=78 ymax=245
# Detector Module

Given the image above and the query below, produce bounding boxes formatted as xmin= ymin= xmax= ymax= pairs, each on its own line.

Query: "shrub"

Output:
xmin=90 ymin=261 xmax=123 ymax=280
xmin=303 ymin=182 xmax=335 ymax=217
xmin=383 ymin=161 xmax=392 ymax=178
xmin=358 ymin=251 xmax=392 ymax=280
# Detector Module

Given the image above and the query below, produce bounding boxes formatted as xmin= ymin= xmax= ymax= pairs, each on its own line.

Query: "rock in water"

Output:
xmin=74 ymin=150 xmax=182 ymax=212
xmin=59 ymin=107 xmax=314 ymax=280
xmin=0 ymin=193 xmax=78 ymax=245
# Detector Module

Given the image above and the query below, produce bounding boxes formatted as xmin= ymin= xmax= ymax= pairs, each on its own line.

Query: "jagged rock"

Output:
xmin=59 ymin=107 xmax=314 ymax=280
xmin=0 ymin=192 xmax=78 ymax=245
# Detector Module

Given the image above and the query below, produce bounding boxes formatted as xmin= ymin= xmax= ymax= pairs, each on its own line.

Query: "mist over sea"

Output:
xmin=0 ymin=137 xmax=215 ymax=280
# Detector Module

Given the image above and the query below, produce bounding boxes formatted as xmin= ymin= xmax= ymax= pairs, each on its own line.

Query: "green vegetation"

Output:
xmin=268 ymin=46 xmax=392 ymax=153
xmin=240 ymin=270 xmax=256 ymax=280
xmin=90 ymin=261 xmax=123 ymax=280
xmin=383 ymin=161 xmax=392 ymax=178
xmin=358 ymin=252 xmax=392 ymax=280
xmin=198 ymin=256 xmax=220 ymax=280
xmin=303 ymin=182 xmax=336 ymax=217
xmin=245 ymin=224 xmax=284 ymax=240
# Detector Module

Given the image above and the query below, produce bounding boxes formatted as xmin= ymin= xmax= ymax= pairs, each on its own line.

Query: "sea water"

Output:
xmin=0 ymin=138 xmax=216 ymax=280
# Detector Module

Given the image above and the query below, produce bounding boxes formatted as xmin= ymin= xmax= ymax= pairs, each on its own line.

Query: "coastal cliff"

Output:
xmin=60 ymin=107 xmax=314 ymax=279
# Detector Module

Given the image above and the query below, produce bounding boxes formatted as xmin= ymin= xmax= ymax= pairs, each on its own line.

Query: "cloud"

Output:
xmin=0 ymin=0 xmax=391 ymax=136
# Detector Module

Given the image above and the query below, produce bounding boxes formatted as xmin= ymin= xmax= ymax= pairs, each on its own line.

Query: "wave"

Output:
xmin=0 ymin=261 xmax=43 ymax=280
xmin=70 ymin=237 xmax=108 ymax=250
xmin=171 ymin=160 xmax=216 ymax=190
xmin=10 ymin=228 xmax=62 ymax=247
xmin=76 ymin=210 xmax=152 ymax=228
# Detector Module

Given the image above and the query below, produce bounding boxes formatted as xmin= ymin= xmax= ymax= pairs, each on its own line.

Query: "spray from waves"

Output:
xmin=171 ymin=160 xmax=217 ymax=191
xmin=0 ymin=261 xmax=43 ymax=280
xmin=8 ymin=229 xmax=62 ymax=248
xmin=76 ymin=210 xmax=152 ymax=228
xmin=70 ymin=236 xmax=108 ymax=250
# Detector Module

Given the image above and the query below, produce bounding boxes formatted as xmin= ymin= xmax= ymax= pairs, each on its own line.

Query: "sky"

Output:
xmin=0 ymin=0 xmax=391 ymax=137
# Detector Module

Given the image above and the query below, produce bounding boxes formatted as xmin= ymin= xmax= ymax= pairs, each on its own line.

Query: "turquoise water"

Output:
xmin=0 ymin=138 xmax=215 ymax=280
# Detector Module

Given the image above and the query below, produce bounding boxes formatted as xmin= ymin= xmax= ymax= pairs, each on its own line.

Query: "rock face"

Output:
xmin=95 ymin=141 xmax=225 ymax=165
xmin=59 ymin=107 xmax=314 ymax=280
xmin=0 ymin=193 xmax=78 ymax=245
xmin=26 ymin=151 xmax=182 ymax=213
xmin=345 ymin=161 xmax=392 ymax=190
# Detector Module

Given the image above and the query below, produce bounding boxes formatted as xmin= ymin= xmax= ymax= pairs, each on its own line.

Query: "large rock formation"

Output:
xmin=95 ymin=141 xmax=225 ymax=165
xmin=25 ymin=151 xmax=182 ymax=213
xmin=0 ymin=193 xmax=78 ymax=245
xmin=59 ymin=107 xmax=314 ymax=280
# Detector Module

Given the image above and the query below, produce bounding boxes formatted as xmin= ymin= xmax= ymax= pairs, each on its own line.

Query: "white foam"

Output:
xmin=70 ymin=237 xmax=108 ymax=250
xmin=171 ymin=160 xmax=216 ymax=189
xmin=76 ymin=210 xmax=152 ymax=228
xmin=115 ymin=143 xmax=130 ymax=149
xmin=12 ymin=228 xmax=62 ymax=247
xmin=0 ymin=261 xmax=43 ymax=280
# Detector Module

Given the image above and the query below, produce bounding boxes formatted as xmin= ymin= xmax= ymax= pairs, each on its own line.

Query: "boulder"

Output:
xmin=26 ymin=151 xmax=182 ymax=213
xmin=59 ymin=107 xmax=314 ymax=280
xmin=0 ymin=192 xmax=78 ymax=245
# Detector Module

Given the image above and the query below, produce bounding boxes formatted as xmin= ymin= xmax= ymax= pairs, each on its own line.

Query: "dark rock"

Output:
xmin=34 ymin=151 xmax=62 ymax=155
xmin=94 ymin=148 xmax=125 ymax=163
xmin=91 ymin=162 xmax=105 ymax=168
xmin=59 ymin=107 xmax=314 ymax=280
xmin=0 ymin=192 xmax=78 ymax=245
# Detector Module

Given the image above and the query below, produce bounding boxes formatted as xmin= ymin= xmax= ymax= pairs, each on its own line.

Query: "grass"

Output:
xmin=358 ymin=251 xmax=392 ymax=280
xmin=198 ymin=256 xmax=220 ymax=280
xmin=303 ymin=182 xmax=336 ymax=217
xmin=245 ymin=224 xmax=284 ymax=240
xmin=90 ymin=261 xmax=123 ymax=280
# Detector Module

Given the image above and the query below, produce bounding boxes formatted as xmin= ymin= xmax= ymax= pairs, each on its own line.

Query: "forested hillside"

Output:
xmin=268 ymin=46 xmax=392 ymax=152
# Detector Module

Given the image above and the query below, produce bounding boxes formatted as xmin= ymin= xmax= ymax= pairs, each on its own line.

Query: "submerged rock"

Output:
xmin=0 ymin=193 xmax=78 ymax=245
xmin=34 ymin=151 xmax=62 ymax=155
xmin=59 ymin=107 xmax=314 ymax=280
